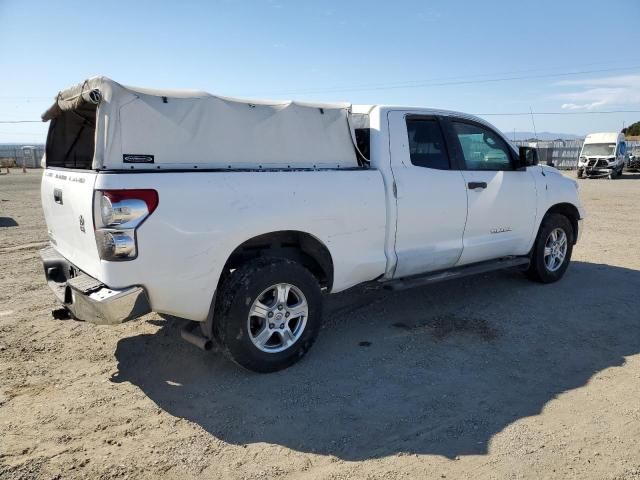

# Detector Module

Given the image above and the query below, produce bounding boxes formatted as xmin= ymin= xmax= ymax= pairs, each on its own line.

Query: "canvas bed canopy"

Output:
xmin=42 ymin=76 xmax=361 ymax=170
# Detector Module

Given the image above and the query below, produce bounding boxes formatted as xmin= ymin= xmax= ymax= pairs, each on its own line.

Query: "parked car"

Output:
xmin=39 ymin=77 xmax=585 ymax=372
xmin=626 ymin=152 xmax=640 ymax=172
xmin=577 ymin=132 xmax=626 ymax=178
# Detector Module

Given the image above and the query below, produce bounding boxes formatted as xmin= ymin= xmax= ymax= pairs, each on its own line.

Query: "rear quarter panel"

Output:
xmin=94 ymin=170 xmax=388 ymax=321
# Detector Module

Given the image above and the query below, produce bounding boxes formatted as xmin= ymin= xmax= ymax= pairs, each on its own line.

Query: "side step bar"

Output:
xmin=382 ymin=256 xmax=530 ymax=291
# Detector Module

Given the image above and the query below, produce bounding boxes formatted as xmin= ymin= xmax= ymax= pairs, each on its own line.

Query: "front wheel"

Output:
xmin=526 ymin=213 xmax=574 ymax=283
xmin=215 ymin=257 xmax=322 ymax=373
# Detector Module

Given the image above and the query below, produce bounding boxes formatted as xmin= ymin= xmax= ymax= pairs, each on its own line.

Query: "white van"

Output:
xmin=577 ymin=132 xmax=626 ymax=178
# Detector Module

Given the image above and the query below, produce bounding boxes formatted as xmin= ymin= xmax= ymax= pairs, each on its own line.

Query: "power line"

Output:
xmin=0 ymin=96 xmax=50 ymax=99
xmin=0 ymin=120 xmax=42 ymax=123
xmin=1 ymin=63 xmax=638 ymax=106
xmin=258 ymin=65 xmax=640 ymax=96
xmin=476 ymin=110 xmax=640 ymax=116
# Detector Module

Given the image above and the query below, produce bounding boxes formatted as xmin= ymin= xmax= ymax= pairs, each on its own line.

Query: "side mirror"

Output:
xmin=518 ymin=146 xmax=538 ymax=169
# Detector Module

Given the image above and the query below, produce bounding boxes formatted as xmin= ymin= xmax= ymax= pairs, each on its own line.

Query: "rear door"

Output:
xmin=442 ymin=117 xmax=538 ymax=266
xmin=41 ymin=169 xmax=101 ymax=276
xmin=387 ymin=111 xmax=468 ymax=278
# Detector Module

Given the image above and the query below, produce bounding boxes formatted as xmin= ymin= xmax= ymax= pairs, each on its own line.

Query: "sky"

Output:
xmin=1 ymin=0 xmax=639 ymax=143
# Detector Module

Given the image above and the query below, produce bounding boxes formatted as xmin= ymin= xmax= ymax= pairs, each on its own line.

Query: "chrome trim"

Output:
xmin=69 ymin=284 xmax=150 ymax=325
xmin=40 ymin=246 xmax=151 ymax=325
xmin=101 ymin=196 xmax=149 ymax=228
xmin=95 ymin=229 xmax=136 ymax=259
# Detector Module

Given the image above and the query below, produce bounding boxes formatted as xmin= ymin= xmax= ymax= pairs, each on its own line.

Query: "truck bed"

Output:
xmin=41 ymin=168 xmax=389 ymax=321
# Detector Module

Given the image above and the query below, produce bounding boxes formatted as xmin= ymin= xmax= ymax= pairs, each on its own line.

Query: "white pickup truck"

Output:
xmin=40 ymin=77 xmax=584 ymax=372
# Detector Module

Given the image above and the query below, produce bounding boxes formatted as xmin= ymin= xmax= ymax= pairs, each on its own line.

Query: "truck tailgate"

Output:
xmin=41 ymin=169 xmax=101 ymax=278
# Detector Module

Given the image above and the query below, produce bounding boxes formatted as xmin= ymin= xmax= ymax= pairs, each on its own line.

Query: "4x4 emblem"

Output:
xmin=79 ymin=215 xmax=86 ymax=233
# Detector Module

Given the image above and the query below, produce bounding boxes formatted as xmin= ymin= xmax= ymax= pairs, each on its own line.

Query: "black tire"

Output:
xmin=215 ymin=257 xmax=322 ymax=373
xmin=526 ymin=213 xmax=574 ymax=283
xmin=576 ymin=169 xmax=583 ymax=178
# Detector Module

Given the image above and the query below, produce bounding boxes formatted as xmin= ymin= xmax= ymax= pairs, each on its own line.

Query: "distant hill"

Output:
xmin=500 ymin=131 xmax=583 ymax=141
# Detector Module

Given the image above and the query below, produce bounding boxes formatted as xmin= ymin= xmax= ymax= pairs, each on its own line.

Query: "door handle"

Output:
xmin=467 ymin=182 xmax=487 ymax=190
xmin=53 ymin=188 xmax=63 ymax=204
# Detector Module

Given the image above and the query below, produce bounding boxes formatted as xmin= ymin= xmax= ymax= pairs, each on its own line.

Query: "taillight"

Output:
xmin=93 ymin=189 xmax=158 ymax=261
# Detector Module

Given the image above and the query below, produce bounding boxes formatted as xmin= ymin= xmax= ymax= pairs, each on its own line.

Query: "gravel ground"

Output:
xmin=1 ymin=168 xmax=639 ymax=479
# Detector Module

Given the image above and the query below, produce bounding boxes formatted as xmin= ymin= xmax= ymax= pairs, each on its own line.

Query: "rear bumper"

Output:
xmin=40 ymin=246 xmax=150 ymax=325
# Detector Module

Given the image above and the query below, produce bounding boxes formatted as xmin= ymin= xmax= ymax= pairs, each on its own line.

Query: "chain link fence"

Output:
xmin=0 ymin=144 xmax=45 ymax=168
xmin=514 ymin=139 xmax=640 ymax=170
xmin=0 ymin=140 xmax=639 ymax=171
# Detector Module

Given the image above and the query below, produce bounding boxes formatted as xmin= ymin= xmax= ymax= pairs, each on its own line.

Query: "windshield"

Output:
xmin=581 ymin=143 xmax=616 ymax=156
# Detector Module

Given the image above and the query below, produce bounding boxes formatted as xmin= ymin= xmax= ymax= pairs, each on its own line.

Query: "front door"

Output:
xmin=442 ymin=118 xmax=538 ymax=266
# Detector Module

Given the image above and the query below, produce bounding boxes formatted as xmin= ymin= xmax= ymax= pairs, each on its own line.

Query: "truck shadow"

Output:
xmin=111 ymin=261 xmax=640 ymax=460
xmin=0 ymin=217 xmax=18 ymax=227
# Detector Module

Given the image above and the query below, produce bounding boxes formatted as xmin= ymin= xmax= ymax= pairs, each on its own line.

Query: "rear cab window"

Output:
xmin=405 ymin=117 xmax=451 ymax=170
xmin=45 ymin=105 xmax=97 ymax=170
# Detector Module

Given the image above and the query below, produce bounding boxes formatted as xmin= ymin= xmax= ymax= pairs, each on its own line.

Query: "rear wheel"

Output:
xmin=215 ymin=257 xmax=322 ymax=373
xmin=526 ymin=213 xmax=574 ymax=283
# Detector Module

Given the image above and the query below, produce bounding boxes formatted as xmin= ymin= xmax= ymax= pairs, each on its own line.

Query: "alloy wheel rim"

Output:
xmin=544 ymin=227 xmax=568 ymax=272
xmin=247 ymin=283 xmax=308 ymax=353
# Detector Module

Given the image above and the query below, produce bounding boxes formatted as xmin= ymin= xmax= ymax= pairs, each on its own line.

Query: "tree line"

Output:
xmin=622 ymin=121 xmax=640 ymax=137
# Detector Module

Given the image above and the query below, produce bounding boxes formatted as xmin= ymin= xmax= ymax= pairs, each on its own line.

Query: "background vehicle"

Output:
xmin=577 ymin=132 xmax=626 ymax=178
xmin=626 ymin=148 xmax=640 ymax=171
xmin=40 ymin=77 xmax=584 ymax=372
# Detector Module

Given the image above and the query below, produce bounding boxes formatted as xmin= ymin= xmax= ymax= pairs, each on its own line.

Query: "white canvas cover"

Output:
xmin=43 ymin=76 xmax=359 ymax=170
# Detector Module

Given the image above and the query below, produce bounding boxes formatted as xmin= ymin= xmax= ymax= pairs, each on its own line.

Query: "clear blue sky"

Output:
xmin=1 ymin=0 xmax=638 ymax=143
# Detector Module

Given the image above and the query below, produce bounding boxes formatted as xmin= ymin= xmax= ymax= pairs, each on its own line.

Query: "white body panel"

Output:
xmin=41 ymin=170 xmax=100 ymax=268
xmin=42 ymin=169 xmax=387 ymax=321
xmin=456 ymin=169 xmax=538 ymax=265
xmin=533 ymin=165 xmax=585 ymax=228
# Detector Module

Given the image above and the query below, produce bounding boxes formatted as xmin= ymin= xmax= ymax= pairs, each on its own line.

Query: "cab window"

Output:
xmin=406 ymin=118 xmax=450 ymax=170
xmin=451 ymin=121 xmax=513 ymax=171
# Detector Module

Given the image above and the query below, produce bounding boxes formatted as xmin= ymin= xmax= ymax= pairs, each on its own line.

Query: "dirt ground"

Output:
xmin=1 ymin=168 xmax=639 ymax=479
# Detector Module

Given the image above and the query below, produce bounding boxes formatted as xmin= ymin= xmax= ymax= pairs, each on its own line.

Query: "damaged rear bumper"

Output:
xmin=40 ymin=246 xmax=150 ymax=325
